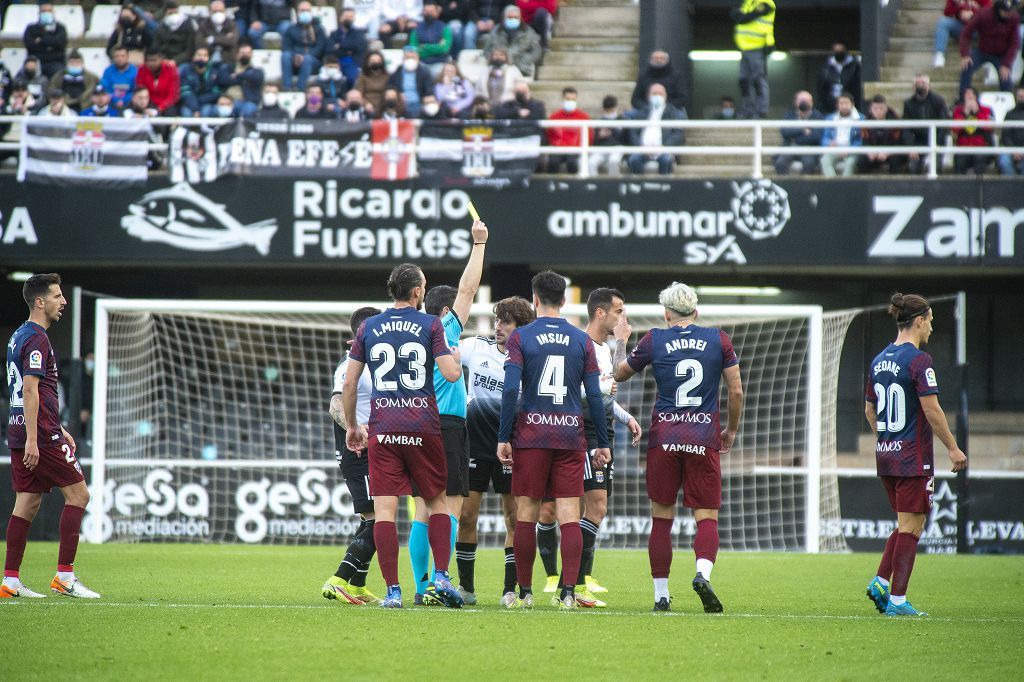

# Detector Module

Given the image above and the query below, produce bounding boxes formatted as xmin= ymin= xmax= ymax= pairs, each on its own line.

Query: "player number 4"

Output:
xmin=539 ymin=355 xmax=567 ymax=405
xmin=873 ymin=382 xmax=906 ymax=433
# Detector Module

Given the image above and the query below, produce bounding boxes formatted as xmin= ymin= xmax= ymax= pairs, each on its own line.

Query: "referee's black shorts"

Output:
xmin=440 ymin=414 xmax=470 ymax=497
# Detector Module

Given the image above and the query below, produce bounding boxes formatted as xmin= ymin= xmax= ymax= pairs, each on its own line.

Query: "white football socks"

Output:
xmin=889 ymin=594 xmax=906 ymax=606
xmin=876 ymin=575 xmax=890 ymax=588
xmin=57 ymin=571 xmax=75 ymax=582
xmin=696 ymin=558 xmax=714 ymax=580
xmin=653 ymin=578 xmax=670 ymax=601
xmin=2 ymin=576 xmax=22 ymax=589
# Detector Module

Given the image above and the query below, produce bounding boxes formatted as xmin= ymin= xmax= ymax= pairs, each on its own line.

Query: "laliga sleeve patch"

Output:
xmin=28 ymin=349 xmax=43 ymax=370
xmin=925 ymin=368 xmax=938 ymax=388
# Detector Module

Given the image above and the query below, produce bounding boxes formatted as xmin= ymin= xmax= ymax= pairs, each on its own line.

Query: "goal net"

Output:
xmin=85 ymin=300 xmax=853 ymax=552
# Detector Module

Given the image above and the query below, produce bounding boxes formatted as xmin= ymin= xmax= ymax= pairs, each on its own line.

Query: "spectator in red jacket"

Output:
xmin=516 ymin=0 xmax=555 ymax=50
xmin=951 ymin=86 xmax=995 ymax=174
xmin=136 ymin=48 xmax=181 ymax=115
xmin=958 ymin=0 xmax=1020 ymax=98
xmin=545 ymin=86 xmax=592 ymax=174
xmin=933 ymin=0 xmax=990 ymax=68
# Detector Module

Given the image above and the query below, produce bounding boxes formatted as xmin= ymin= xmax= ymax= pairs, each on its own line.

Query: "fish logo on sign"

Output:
xmin=121 ymin=183 xmax=277 ymax=255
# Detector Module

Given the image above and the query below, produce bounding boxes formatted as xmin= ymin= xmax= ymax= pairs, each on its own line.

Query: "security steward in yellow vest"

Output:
xmin=732 ymin=0 xmax=775 ymax=119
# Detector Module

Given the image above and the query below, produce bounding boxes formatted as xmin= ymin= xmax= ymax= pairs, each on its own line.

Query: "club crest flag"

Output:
xmin=18 ymin=118 xmax=151 ymax=188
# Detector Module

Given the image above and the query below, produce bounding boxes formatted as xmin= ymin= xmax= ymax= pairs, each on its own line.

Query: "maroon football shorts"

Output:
xmin=368 ymin=433 xmax=447 ymax=499
xmin=881 ymin=475 xmax=934 ymax=514
xmin=511 ymin=448 xmax=584 ymax=500
xmin=10 ymin=443 xmax=85 ymax=493
xmin=646 ymin=446 xmax=721 ymax=509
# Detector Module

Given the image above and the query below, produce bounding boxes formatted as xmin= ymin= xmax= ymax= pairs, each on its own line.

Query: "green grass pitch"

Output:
xmin=2 ymin=543 xmax=1022 ymax=680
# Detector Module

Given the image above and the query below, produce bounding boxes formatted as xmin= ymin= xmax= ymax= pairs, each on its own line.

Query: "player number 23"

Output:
xmin=371 ymin=342 xmax=427 ymax=391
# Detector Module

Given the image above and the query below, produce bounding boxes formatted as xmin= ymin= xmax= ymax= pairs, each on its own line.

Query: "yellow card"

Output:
xmin=468 ymin=201 xmax=480 ymax=222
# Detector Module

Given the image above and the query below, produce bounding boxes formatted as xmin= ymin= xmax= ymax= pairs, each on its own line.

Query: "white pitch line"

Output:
xmin=1 ymin=601 xmax=1022 ymax=623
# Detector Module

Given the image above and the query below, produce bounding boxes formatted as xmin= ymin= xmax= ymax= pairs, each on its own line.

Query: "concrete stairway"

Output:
xmin=864 ymin=0 xmax=994 ymax=107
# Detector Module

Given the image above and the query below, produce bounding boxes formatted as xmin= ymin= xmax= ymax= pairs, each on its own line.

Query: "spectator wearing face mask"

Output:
xmin=482 ymin=4 xmax=542 ymax=78
xmin=774 ymin=90 xmax=824 ymax=175
xmin=179 ymin=46 xmax=225 ymax=116
xmin=817 ymin=41 xmax=862 ymax=114
xmin=197 ymin=0 xmax=240 ymax=65
xmin=341 ymin=88 xmax=371 ymax=121
xmin=355 ymin=50 xmax=391 ymax=114
xmin=462 ymin=94 xmax=493 ymax=119
xmin=473 ymin=47 xmax=525 ymax=106
xmin=902 ymin=73 xmax=948 ymax=175
xmin=387 ymin=46 xmax=433 ymax=116
xmin=715 ymin=95 xmax=737 ymax=120
xmin=15 ymin=57 xmax=49 ymax=107
xmin=378 ymin=87 xmax=407 ymax=119
xmin=494 ymin=81 xmax=544 ymax=119
xmin=103 ymin=47 xmax=140 ymax=112
xmin=107 ymin=5 xmax=154 ymax=63
xmin=434 ymin=62 xmax=475 ymax=116
xmin=326 ymin=8 xmax=369 ymax=87
xmin=210 ymin=92 xmax=242 ymax=117
xmin=297 ymin=82 xmax=341 ymax=119
xmin=544 ymin=87 xmax=592 ymax=174
xmin=631 ymin=50 xmax=686 ymax=111
xmin=819 ymin=92 xmax=863 ymax=177
xmin=50 ymin=51 xmax=99 ymax=113
xmin=253 ymin=83 xmax=290 ymax=120
xmin=314 ymin=55 xmax=348 ymax=113
xmin=282 ymin=2 xmax=328 ymax=91
xmin=589 ymin=94 xmax=624 ymax=176
xmin=80 ymin=85 xmax=116 ymax=117
xmin=625 ymin=82 xmax=686 ymax=175
xmin=417 ymin=93 xmax=449 ymax=119
xmin=952 ymin=86 xmax=995 ymax=174
xmin=155 ymin=1 xmax=198 ymax=65
xmin=219 ymin=42 xmax=263 ymax=117
xmin=410 ymin=0 xmax=454 ymax=79
xmin=23 ymin=2 xmax=68 ymax=78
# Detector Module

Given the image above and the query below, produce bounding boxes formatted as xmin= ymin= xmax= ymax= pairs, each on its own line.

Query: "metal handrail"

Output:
xmin=2 ymin=115 xmax=1023 ymax=180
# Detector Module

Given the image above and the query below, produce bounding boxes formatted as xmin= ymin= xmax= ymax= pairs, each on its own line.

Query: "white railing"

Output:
xmin=2 ymin=115 xmax=1024 ymax=180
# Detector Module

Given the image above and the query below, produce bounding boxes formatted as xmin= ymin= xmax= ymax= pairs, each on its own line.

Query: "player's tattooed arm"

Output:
xmin=329 ymin=394 xmax=347 ymax=429
xmin=342 ymin=359 xmax=367 ymax=453
xmin=612 ymin=312 xmax=632 ymax=366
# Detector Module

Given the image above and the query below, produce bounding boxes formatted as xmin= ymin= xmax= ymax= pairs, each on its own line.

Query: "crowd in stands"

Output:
xmin=1 ymin=0 xmax=1023 ymax=176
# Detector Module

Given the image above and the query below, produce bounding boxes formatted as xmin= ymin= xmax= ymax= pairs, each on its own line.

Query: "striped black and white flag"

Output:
xmin=18 ymin=118 xmax=151 ymax=188
xmin=418 ymin=119 xmax=541 ymax=189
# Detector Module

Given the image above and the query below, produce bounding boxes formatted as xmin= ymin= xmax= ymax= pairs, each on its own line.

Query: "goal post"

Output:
xmin=87 ymin=299 xmax=844 ymax=552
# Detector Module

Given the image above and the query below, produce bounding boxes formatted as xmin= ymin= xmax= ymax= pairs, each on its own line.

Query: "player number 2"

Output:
xmin=62 ymin=443 xmax=75 ymax=462
xmin=873 ymin=383 xmax=906 ymax=433
xmin=538 ymin=355 xmax=567 ymax=405
xmin=370 ymin=343 xmax=427 ymax=391
xmin=675 ymin=359 xmax=703 ymax=407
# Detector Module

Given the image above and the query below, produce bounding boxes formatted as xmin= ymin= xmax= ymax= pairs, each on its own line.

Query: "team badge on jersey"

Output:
xmin=28 ymin=350 xmax=43 ymax=370
xmin=925 ymin=368 xmax=938 ymax=387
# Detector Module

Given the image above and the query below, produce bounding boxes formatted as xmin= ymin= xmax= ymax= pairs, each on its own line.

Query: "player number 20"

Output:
xmin=371 ymin=342 xmax=427 ymax=391
xmin=675 ymin=359 xmax=703 ymax=407
xmin=7 ymin=361 xmax=24 ymax=408
xmin=873 ymin=382 xmax=906 ymax=433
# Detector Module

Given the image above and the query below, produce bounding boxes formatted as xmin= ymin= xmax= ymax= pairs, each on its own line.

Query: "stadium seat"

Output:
xmin=0 ymin=46 xmax=27 ymax=75
xmin=78 ymin=47 xmax=111 ymax=77
xmin=382 ymin=48 xmax=402 ymax=73
xmin=252 ymin=48 xmax=282 ymax=84
xmin=980 ymin=91 xmax=1015 ymax=123
xmin=312 ymin=7 xmax=338 ymax=34
xmin=278 ymin=91 xmax=306 ymax=117
xmin=54 ymin=4 xmax=85 ymax=39
xmin=0 ymin=5 xmax=38 ymax=41
xmin=180 ymin=5 xmax=210 ymax=18
xmin=457 ymin=49 xmax=485 ymax=84
xmin=86 ymin=4 xmax=122 ymax=40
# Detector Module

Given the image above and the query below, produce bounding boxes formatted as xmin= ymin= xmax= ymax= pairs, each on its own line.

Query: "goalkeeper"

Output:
xmin=322 ymin=306 xmax=383 ymax=605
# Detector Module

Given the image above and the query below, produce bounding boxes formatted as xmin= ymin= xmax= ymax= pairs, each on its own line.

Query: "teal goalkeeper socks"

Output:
xmin=449 ymin=513 xmax=459 ymax=569
xmin=410 ymin=520 xmax=430 ymax=594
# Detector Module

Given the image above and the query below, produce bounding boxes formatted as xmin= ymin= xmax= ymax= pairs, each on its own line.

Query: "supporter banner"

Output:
xmin=168 ymin=118 xmax=415 ymax=183
xmin=0 ymin=178 xmax=1021 ymax=268
xmin=832 ymin=476 xmax=1024 ymax=554
xmin=417 ymin=119 xmax=542 ymax=189
xmin=17 ymin=118 xmax=151 ymax=188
